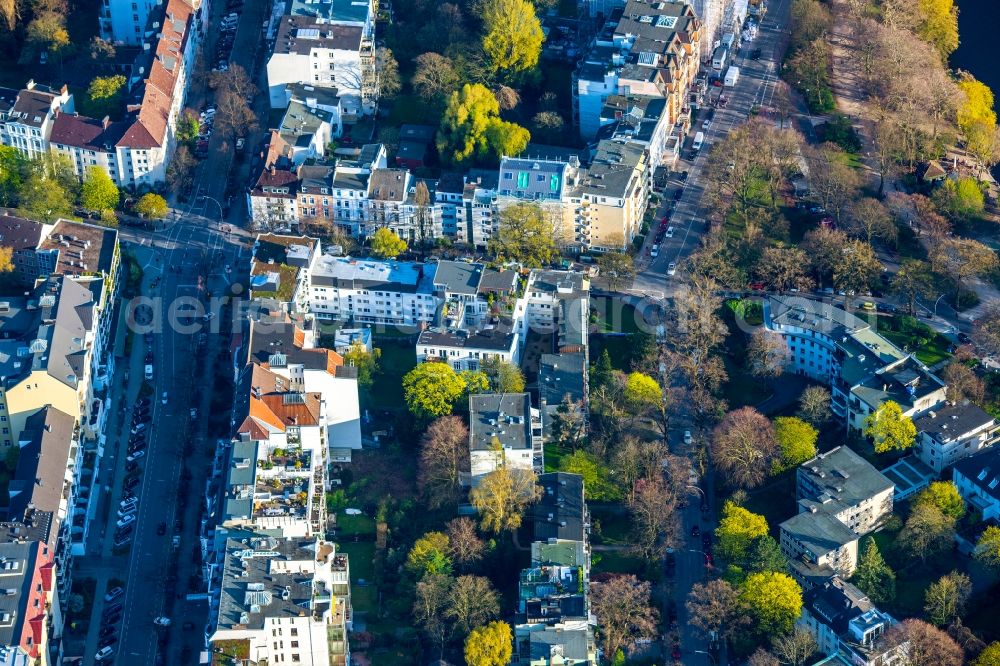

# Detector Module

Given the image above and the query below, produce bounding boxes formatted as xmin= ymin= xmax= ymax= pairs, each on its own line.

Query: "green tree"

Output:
xmin=864 ymin=400 xmax=916 ymax=453
xmin=933 ymin=177 xmax=985 ymax=222
xmin=134 ymin=193 xmax=168 ymax=220
xmin=460 ymin=370 xmax=490 ymax=397
xmin=437 ymin=84 xmax=530 ymax=166
xmin=745 ymin=536 xmax=788 ymax=576
xmin=80 ymin=166 xmax=119 ymax=213
xmin=623 ymin=372 xmax=661 ymax=415
xmin=892 ymin=260 xmax=936 ymax=315
xmin=832 ymin=240 xmax=883 ymax=296
xmin=403 ymin=362 xmax=469 ymax=420
xmin=26 ymin=12 xmax=70 ymax=59
xmin=342 ymin=341 xmax=380 ymax=389
xmin=915 ymin=481 xmax=966 ymax=521
xmin=0 ymin=146 xmax=27 ymax=207
xmin=772 ymin=416 xmax=818 ymax=473
xmin=406 ymin=532 xmax=453 ymax=577
xmin=464 ymin=621 xmax=512 ymax=666
xmin=17 ymin=172 xmax=73 ymax=223
xmin=85 ymin=74 xmax=126 ymax=118
xmin=176 ymin=112 xmax=200 ymax=146
xmin=851 ymin=537 xmax=896 ymax=604
xmin=559 ymin=450 xmax=618 ymax=501
xmin=488 ymin=202 xmax=558 ymax=267
xmin=592 ymin=349 xmax=615 ymax=392
xmin=480 ymin=0 xmax=544 ymax=79
xmin=480 ymin=357 xmax=525 ymax=393
xmin=973 ymin=525 xmax=1000 ymax=570
xmin=716 ymin=501 xmax=769 ymax=562
xmin=739 ymin=572 xmax=803 ymax=636
xmin=371 ymin=227 xmax=407 ymax=258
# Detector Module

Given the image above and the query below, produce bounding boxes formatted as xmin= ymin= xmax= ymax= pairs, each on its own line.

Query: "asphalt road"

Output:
xmin=632 ymin=0 xmax=793 ymax=300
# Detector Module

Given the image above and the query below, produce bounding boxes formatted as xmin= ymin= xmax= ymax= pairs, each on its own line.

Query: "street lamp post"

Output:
xmin=695 ymin=649 xmax=717 ymax=666
xmin=933 ymin=293 xmax=946 ymax=317
xmin=198 ymin=195 xmax=225 ymax=226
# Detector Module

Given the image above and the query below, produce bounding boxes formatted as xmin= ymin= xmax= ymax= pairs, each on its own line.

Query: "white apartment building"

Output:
xmin=952 ymin=447 xmax=1000 ymax=522
xmin=599 ymin=94 xmax=682 ymax=170
xmin=467 ymin=393 xmax=544 ymax=486
xmin=764 ymin=296 xmax=947 ymax=433
xmin=277 ymin=100 xmax=336 ymax=164
xmin=267 ymin=15 xmax=375 ymax=116
xmin=223 ymin=363 xmax=330 ymax=537
xmin=210 ymin=535 xmax=351 ymax=666
xmin=0 ymin=82 xmax=73 ymax=160
xmin=912 ymin=401 xmax=1000 ymax=475
xmin=307 ymin=256 xmax=438 ymax=326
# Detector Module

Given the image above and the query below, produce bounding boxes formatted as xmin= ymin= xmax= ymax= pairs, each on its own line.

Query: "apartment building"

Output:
xmin=248 ymin=133 xmax=301 ymax=232
xmin=912 ymin=401 xmax=999 ymax=475
xmin=277 ymin=100 xmax=336 ymax=165
xmin=599 ymin=94 xmax=682 ymax=170
xmin=764 ymin=296 xmax=947 ymax=433
xmin=952 ymin=447 xmax=1000 ymax=522
xmin=210 ymin=535 xmax=351 ymax=666
xmin=266 ymin=11 xmax=376 ymax=117
xmin=576 ymin=139 xmax=649 ymax=251
xmin=466 ymin=393 xmax=543 ymax=486
xmin=496 ymin=155 xmax=580 ymax=245
xmin=0 ymin=540 xmax=57 ymax=666
xmin=513 ymin=473 xmax=597 ymax=666
xmin=295 ymin=144 xmax=387 ymax=236
xmin=798 ymin=577 xmax=903 ymax=666
xmin=222 ymin=364 xmax=330 ymax=537
xmin=307 ymin=256 xmax=438 ymax=326
xmin=574 ymin=0 xmax=702 ymax=140
xmin=249 ymin=233 xmax=321 ymax=312
xmin=59 ymin=0 xmax=200 ymax=187
xmin=0 ymin=82 xmax=73 ymax=160
xmin=780 ymin=446 xmax=893 ymax=587
xmin=243 ymin=315 xmax=362 ymax=461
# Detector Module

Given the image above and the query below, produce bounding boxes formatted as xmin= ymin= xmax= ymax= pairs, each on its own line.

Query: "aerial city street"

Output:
xmin=0 ymin=0 xmax=999 ymax=663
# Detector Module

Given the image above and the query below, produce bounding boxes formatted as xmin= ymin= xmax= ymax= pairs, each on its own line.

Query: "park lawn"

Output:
xmin=336 ymin=512 xmax=376 ymax=537
xmin=591 ymin=335 xmax=633 ymax=371
xmin=591 ymin=297 xmax=644 ymax=334
xmin=544 ymin=441 xmax=570 ymax=473
xmin=337 ymin=540 xmax=377 ymax=613
xmin=592 ymin=551 xmax=646 ymax=575
xmin=590 ymin=506 xmax=632 ymax=546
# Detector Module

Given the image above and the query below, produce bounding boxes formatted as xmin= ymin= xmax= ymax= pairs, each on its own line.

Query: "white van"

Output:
xmin=692 ymin=132 xmax=705 ymax=151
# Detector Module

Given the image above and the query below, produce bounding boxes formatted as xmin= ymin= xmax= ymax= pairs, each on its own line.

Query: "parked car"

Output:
xmin=124 ymin=477 xmax=140 ymax=490
xmin=157 ymin=522 xmax=167 ymax=536
xmin=116 ymin=514 xmax=135 ymax=529
xmin=683 ymin=430 xmax=692 ymax=445
xmin=667 ymin=262 xmax=677 ymax=276
xmin=126 ymin=450 xmax=146 ymax=463
xmin=103 ymin=602 xmax=123 ymax=617
xmin=665 ymin=226 xmax=674 ymax=238
xmin=104 ymin=587 xmax=124 ymax=603
xmin=650 ymin=245 xmax=659 ymax=259
xmin=95 ymin=646 xmax=114 ymax=662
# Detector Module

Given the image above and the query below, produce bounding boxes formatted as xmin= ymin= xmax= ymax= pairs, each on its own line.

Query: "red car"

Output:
xmin=749 ymin=281 xmax=765 ymax=291
xmin=704 ymin=552 xmax=714 ymax=567
xmin=672 ymin=645 xmax=682 ymax=660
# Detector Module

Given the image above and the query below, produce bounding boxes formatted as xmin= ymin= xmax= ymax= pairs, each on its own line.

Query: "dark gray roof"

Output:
xmin=529 ymin=627 xmax=592 ymax=663
xmin=913 ymin=400 xmax=996 ymax=442
xmin=418 ymin=324 xmax=516 ymax=352
xmin=478 ymin=269 xmax=517 ymax=294
xmin=529 ymin=270 xmax=587 ymax=298
xmin=216 ymin=536 xmax=323 ymax=630
xmin=273 ymin=16 xmax=363 ymax=55
xmin=0 ymin=87 xmax=17 ymax=114
xmin=399 ymin=124 xmax=435 ymax=142
xmin=286 ymin=83 xmax=341 ymax=108
xmin=0 ymin=215 xmax=44 ymax=252
xmin=803 ymin=577 xmax=873 ymax=635
xmin=797 ymin=446 xmax=894 ymax=515
xmin=469 ymin=393 xmax=532 ymax=452
xmin=580 ymin=139 xmax=645 ymax=198
xmin=539 ymin=352 xmax=586 ymax=406
xmin=0 ymin=275 xmax=95 ymax=389
xmin=953 ymin=446 xmax=1000 ymax=502
xmin=533 ymin=472 xmax=586 ymax=542
xmin=852 ymin=356 xmax=945 ymax=413
xmin=9 ymin=88 xmax=59 ymax=127
xmin=0 ymin=541 xmax=39 ymax=647
xmin=7 ymin=406 xmax=75 ymax=548
xmin=431 ymin=261 xmax=483 ymax=295
xmin=278 ymin=100 xmax=333 ymax=148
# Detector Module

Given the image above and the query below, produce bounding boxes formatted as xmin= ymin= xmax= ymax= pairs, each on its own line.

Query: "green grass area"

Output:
xmin=590 ymin=506 xmax=632 ymax=546
xmin=592 ymin=550 xmax=646 ymax=575
xmin=337 ymin=540 xmax=377 ymax=613
xmin=876 ymin=315 xmax=952 ymax=366
xmin=590 ymin=335 xmax=633 ymax=371
xmin=336 ymin=511 xmax=376 ymax=536
xmin=386 ymin=94 xmax=437 ymax=127
xmin=544 ymin=441 xmax=570 ymax=473
xmin=366 ymin=343 xmax=415 ymax=409
xmin=250 ymin=264 xmax=300 ymax=302
xmin=591 ymin=297 xmax=643 ymax=334
xmin=966 ymin=583 xmax=1000 ymax=644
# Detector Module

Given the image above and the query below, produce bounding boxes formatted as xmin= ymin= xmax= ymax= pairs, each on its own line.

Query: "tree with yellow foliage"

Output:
xmin=480 ymin=0 xmax=544 ymax=80
xmin=916 ymin=0 xmax=958 ymax=59
xmin=464 ymin=621 xmax=512 ymax=666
